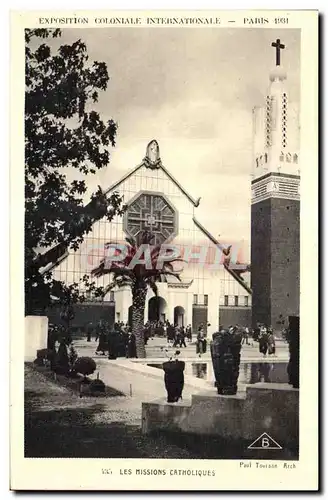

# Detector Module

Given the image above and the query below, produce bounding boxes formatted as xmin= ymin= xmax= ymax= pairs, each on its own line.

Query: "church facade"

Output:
xmin=54 ymin=140 xmax=252 ymax=334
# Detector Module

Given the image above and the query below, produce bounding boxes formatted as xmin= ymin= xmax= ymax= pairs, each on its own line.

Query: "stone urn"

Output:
xmin=210 ymin=329 xmax=242 ymax=395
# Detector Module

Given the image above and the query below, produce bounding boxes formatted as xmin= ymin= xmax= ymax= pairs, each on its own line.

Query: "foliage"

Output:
xmin=74 ymin=356 xmax=97 ymax=377
xmin=89 ymin=377 xmax=106 ymax=394
xmin=36 ymin=348 xmax=51 ymax=359
xmin=92 ymin=230 xmax=184 ymax=358
xmin=25 ymin=28 xmax=125 ymax=314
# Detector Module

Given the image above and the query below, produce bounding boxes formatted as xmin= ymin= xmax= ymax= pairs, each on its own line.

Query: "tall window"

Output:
xmin=110 ymin=291 xmax=115 ymax=302
xmin=234 ymin=295 xmax=239 ymax=307
xmin=244 ymin=296 xmax=249 ymax=307
xmin=224 ymin=295 xmax=229 ymax=306
xmin=193 ymin=294 xmax=198 ymax=305
xmin=204 ymin=294 xmax=208 ymax=306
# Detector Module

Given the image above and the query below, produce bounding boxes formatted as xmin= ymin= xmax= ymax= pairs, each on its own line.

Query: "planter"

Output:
xmin=210 ymin=330 xmax=242 ymax=395
xmin=162 ymin=360 xmax=185 ymax=403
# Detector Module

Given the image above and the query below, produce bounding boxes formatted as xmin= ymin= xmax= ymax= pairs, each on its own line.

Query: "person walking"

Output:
xmin=258 ymin=326 xmax=269 ymax=356
xmin=241 ymin=326 xmax=250 ymax=345
xmin=186 ymin=324 xmax=192 ymax=342
xmin=267 ymin=328 xmax=276 ymax=356
xmin=86 ymin=322 xmax=93 ymax=342
xmin=178 ymin=327 xmax=187 ymax=348
xmin=126 ymin=330 xmax=137 ymax=358
xmin=196 ymin=326 xmax=205 ymax=357
xmin=95 ymin=320 xmax=107 ymax=355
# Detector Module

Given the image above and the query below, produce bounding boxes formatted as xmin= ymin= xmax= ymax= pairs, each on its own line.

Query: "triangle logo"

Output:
xmin=248 ymin=432 xmax=282 ymax=450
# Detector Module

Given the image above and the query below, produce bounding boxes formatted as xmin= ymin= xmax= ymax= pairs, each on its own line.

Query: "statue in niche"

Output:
xmin=144 ymin=139 xmax=162 ymax=169
xmin=286 ymin=153 xmax=292 ymax=163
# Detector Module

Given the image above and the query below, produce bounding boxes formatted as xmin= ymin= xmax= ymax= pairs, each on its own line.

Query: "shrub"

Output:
xmin=74 ymin=357 xmax=96 ymax=379
xmin=34 ymin=348 xmax=54 ymax=367
xmin=33 ymin=357 xmax=44 ymax=366
xmin=36 ymin=348 xmax=51 ymax=359
xmin=89 ymin=378 xmax=106 ymax=394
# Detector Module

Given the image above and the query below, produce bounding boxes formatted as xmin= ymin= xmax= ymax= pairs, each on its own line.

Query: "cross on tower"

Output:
xmin=271 ymin=38 xmax=285 ymax=66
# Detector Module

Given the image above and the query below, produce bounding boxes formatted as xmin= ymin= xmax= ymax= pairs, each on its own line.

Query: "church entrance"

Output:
xmin=174 ymin=306 xmax=185 ymax=327
xmin=148 ymin=296 xmax=167 ymax=323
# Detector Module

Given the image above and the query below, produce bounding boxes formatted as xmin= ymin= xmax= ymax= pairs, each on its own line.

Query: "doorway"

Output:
xmin=174 ymin=306 xmax=185 ymax=327
xmin=148 ymin=296 xmax=167 ymax=322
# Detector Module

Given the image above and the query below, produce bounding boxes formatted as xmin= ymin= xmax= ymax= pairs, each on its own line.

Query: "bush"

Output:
xmin=89 ymin=378 xmax=106 ymax=394
xmin=74 ymin=357 xmax=96 ymax=378
xmin=34 ymin=348 xmax=55 ymax=367
xmin=33 ymin=357 xmax=45 ymax=366
xmin=36 ymin=348 xmax=51 ymax=359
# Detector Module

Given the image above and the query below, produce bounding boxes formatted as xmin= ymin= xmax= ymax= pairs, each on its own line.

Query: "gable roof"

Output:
xmin=192 ymin=217 xmax=252 ymax=296
xmin=103 ymin=159 xmax=201 ymax=207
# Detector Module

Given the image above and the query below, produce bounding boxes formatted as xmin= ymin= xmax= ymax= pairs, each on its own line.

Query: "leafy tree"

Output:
xmin=25 ymin=28 xmax=125 ymax=314
xmin=92 ymin=231 xmax=183 ymax=358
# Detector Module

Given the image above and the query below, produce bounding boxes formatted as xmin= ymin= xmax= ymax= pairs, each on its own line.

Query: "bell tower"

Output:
xmin=251 ymin=39 xmax=300 ymax=331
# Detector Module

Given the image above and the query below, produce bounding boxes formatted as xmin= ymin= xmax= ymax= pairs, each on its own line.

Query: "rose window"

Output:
xmin=124 ymin=191 xmax=178 ymax=245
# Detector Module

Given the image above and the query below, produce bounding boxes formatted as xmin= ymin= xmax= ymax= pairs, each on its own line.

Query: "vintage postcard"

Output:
xmin=10 ymin=9 xmax=318 ymax=491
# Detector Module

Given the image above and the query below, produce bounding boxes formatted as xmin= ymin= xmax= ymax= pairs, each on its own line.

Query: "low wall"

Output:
xmin=142 ymin=383 xmax=299 ymax=449
xmin=25 ymin=315 xmax=48 ymax=361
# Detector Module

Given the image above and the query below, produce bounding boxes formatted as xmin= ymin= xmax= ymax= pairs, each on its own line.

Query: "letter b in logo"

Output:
xmin=262 ymin=437 xmax=270 ymax=448
xmin=248 ymin=432 xmax=282 ymax=450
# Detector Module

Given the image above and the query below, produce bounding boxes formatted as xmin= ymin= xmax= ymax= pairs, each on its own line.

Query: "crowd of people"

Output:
xmin=86 ymin=320 xmax=137 ymax=359
xmin=142 ymin=320 xmax=193 ymax=346
xmin=82 ymin=318 xmax=277 ymax=359
xmin=210 ymin=323 xmax=276 ymax=357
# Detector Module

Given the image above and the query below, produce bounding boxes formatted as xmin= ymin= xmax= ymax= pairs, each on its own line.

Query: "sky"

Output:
xmin=49 ymin=27 xmax=300 ymax=260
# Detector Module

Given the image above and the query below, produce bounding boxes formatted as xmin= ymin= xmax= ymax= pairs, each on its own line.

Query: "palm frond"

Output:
xmin=145 ymin=270 xmax=182 ymax=281
xmin=125 ymin=236 xmax=136 ymax=248
xmin=110 ymin=267 xmax=135 ymax=279
xmin=113 ymin=275 xmax=133 ymax=287
xmin=147 ymin=279 xmax=158 ymax=296
xmin=91 ymin=261 xmax=109 ymax=278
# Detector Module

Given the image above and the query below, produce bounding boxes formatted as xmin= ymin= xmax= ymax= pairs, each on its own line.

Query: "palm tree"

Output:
xmin=91 ymin=231 xmax=183 ymax=358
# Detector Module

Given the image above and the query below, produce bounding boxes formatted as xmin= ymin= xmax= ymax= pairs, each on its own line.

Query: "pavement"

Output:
xmin=63 ymin=336 xmax=289 ymax=407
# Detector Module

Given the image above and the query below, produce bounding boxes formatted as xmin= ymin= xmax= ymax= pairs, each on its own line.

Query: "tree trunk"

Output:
xmin=131 ymin=283 xmax=147 ymax=358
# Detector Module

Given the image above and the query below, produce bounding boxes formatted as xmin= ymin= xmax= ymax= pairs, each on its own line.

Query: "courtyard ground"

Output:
xmin=24 ymin=336 xmax=292 ymax=459
xmin=24 ymin=364 xmax=193 ymax=458
xmin=26 ymin=364 xmax=292 ymax=460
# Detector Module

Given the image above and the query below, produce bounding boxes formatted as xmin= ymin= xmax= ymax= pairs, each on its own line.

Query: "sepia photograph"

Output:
xmin=10 ymin=10 xmax=318 ymax=491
